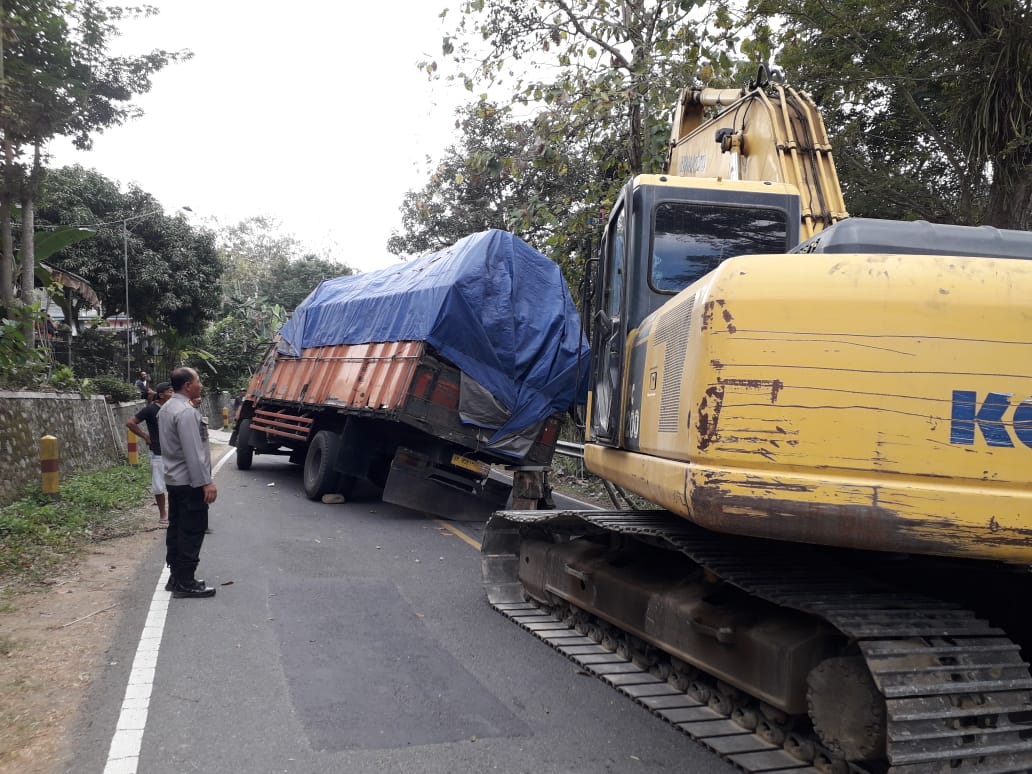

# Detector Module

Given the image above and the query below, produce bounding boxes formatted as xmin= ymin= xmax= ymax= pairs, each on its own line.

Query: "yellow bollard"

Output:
xmin=222 ymin=406 xmax=229 ymax=430
xmin=127 ymin=427 xmax=139 ymax=466
xmin=40 ymin=435 xmax=60 ymax=497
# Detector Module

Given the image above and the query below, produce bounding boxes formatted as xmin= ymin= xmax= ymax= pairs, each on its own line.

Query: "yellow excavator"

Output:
xmin=484 ymin=68 xmax=1032 ymax=773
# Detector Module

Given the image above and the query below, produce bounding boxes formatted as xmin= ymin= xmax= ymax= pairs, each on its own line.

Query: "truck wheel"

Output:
xmin=236 ymin=418 xmax=254 ymax=471
xmin=303 ymin=430 xmax=341 ymax=500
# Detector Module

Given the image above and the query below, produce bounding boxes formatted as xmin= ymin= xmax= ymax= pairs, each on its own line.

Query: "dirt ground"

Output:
xmin=0 ymin=505 xmax=163 ymax=774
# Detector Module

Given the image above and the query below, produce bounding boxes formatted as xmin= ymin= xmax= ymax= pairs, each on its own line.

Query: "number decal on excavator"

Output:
xmin=678 ymin=154 xmax=706 ymax=176
xmin=951 ymin=390 xmax=1032 ymax=448
xmin=626 ymin=408 xmax=640 ymax=442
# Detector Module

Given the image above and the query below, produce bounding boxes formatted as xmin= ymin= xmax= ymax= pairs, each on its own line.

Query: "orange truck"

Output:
xmin=230 ymin=230 xmax=588 ymax=518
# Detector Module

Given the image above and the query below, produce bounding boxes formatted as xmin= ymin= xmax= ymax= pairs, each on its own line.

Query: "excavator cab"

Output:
xmin=588 ymin=174 xmax=801 ymax=447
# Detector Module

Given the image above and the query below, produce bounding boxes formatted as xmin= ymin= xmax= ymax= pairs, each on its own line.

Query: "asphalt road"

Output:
xmin=69 ymin=440 xmax=736 ymax=774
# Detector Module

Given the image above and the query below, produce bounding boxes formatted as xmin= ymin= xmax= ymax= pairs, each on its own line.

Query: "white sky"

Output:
xmin=48 ymin=0 xmax=469 ymax=272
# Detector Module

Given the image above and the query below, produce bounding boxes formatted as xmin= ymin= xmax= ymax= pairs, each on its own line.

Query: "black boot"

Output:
xmin=171 ymin=579 xmax=216 ymax=598
xmin=166 ymin=576 xmax=204 ymax=591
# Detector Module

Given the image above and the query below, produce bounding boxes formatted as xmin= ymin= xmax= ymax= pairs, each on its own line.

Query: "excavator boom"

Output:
xmin=667 ymin=78 xmax=848 ymax=239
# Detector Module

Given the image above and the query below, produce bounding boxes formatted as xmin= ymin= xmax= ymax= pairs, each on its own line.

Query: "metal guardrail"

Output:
xmin=553 ymin=439 xmax=638 ymax=509
xmin=555 ymin=440 xmax=584 ymax=459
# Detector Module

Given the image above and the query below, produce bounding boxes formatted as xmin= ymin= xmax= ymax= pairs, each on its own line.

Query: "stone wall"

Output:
xmin=0 ymin=390 xmax=235 ymax=507
xmin=0 ymin=391 xmax=124 ymax=506
xmin=196 ymin=392 xmax=234 ymax=430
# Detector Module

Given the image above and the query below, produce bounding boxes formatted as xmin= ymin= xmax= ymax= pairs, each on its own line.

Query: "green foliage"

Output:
xmin=265 ymin=254 xmax=348 ymax=312
xmin=33 ymin=165 xmax=125 ymax=330
xmin=37 ymin=166 xmax=224 ymax=336
xmin=85 ymin=374 xmax=137 ymax=403
xmin=33 ymin=227 xmax=95 ymax=263
xmin=405 ymin=1 xmax=749 ymax=291
xmin=390 ymin=101 xmax=622 ymax=292
xmin=391 ymin=103 xmax=579 ymax=248
xmin=217 ymin=216 xmax=302 ymax=304
xmin=0 ymin=462 xmax=151 ymax=585
xmin=432 ymin=1 xmax=737 ymax=173
xmin=216 ymin=216 xmax=350 ymax=312
xmin=47 ymin=365 xmax=79 ymax=392
xmin=194 ymin=313 xmax=267 ymax=392
xmin=135 ymin=213 xmax=222 ymax=338
xmin=200 ymin=217 xmax=351 ymax=391
xmin=63 ymin=327 xmax=122 ymax=379
xmin=757 ymin=0 xmax=1032 ymax=228
xmin=0 ymin=305 xmax=48 ymax=388
xmin=0 ymin=1 xmax=191 ymax=153
xmin=0 ymin=0 xmax=191 ymax=322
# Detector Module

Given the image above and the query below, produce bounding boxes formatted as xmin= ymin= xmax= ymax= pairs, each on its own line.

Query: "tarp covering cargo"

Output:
xmin=277 ymin=230 xmax=590 ymax=439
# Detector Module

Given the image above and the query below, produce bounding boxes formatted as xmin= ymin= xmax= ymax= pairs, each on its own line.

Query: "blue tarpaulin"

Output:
xmin=277 ymin=230 xmax=590 ymax=440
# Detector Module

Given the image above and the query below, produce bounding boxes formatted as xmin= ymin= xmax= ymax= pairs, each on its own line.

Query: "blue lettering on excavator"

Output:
xmin=950 ymin=390 xmax=1032 ymax=448
xmin=1015 ymin=401 xmax=1032 ymax=447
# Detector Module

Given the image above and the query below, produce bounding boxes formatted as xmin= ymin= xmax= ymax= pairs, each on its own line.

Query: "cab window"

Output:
xmin=604 ymin=204 xmax=626 ymax=316
xmin=650 ymin=202 xmax=788 ymax=293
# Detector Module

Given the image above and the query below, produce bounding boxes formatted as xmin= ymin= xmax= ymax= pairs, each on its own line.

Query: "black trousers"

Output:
xmin=166 ymin=484 xmax=209 ymax=585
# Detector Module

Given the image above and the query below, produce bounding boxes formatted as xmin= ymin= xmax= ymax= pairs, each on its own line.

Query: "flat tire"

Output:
xmin=303 ymin=430 xmax=341 ymax=500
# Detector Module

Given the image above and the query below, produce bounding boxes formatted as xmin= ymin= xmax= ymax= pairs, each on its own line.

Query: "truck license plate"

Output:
xmin=450 ymin=454 xmax=489 ymax=477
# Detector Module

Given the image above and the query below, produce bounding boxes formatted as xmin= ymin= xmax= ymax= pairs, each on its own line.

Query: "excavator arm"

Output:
xmin=666 ymin=69 xmax=848 ymax=239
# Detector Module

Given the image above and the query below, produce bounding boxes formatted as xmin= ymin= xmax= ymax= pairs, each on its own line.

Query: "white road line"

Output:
xmin=102 ymin=567 xmax=171 ymax=774
xmin=212 ymin=446 xmax=235 ymax=476
xmin=104 ymin=447 xmax=234 ymax=773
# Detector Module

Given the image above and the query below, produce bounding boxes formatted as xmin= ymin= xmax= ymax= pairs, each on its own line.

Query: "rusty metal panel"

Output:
xmin=256 ymin=340 xmax=424 ymax=410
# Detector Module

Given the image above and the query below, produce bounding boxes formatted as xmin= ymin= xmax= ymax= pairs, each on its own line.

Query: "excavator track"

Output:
xmin=482 ymin=509 xmax=1032 ymax=773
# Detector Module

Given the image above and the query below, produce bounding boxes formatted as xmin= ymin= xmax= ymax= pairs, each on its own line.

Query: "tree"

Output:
xmin=265 ymin=253 xmax=350 ymax=312
xmin=437 ymin=1 xmax=726 ymax=174
xmin=58 ymin=325 xmax=122 ymax=378
xmin=132 ymin=208 xmax=221 ymax=338
xmin=33 ymin=164 xmax=123 ymax=331
xmin=0 ymin=0 xmax=190 ymax=332
xmin=216 ymin=216 xmax=302 ymax=304
xmin=389 ymin=102 xmax=595 ymax=256
xmin=193 ymin=303 xmax=286 ymax=393
xmin=409 ymin=1 xmax=747 ymax=284
xmin=192 ymin=218 xmax=352 ymax=391
xmin=215 ymin=216 xmax=352 ymax=311
xmin=37 ymin=165 xmax=223 ymax=336
xmin=756 ymin=0 xmax=1032 ymax=228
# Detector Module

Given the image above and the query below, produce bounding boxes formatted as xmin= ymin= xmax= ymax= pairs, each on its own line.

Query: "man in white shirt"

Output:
xmin=126 ymin=382 xmax=173 ymax=526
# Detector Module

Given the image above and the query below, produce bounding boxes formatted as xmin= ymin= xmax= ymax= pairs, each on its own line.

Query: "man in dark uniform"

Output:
xmin=126 ymin=382 xmax=173 ymax=526
xmin=158 ymin=367 xmax=218 ymax=598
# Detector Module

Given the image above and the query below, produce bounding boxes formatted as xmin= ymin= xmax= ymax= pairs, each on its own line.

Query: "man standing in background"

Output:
xmin=134 ymin=371 xmax=150 ymax=399
xmin=126 ymin=382 xmax=173 ymax=527
xmin=158 ymin=367 xmax=218 ymax=598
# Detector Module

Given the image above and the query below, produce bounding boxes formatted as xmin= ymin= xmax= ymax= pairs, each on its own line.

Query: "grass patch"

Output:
xmin=0 ymin=462 xmax=151 ymax=588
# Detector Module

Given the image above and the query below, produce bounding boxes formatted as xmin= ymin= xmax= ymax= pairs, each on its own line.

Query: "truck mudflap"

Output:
xmin=482 ymin=509 xmax=1032 ymax=773
xmin=381 ymin=447 xmax=511 ymax=521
